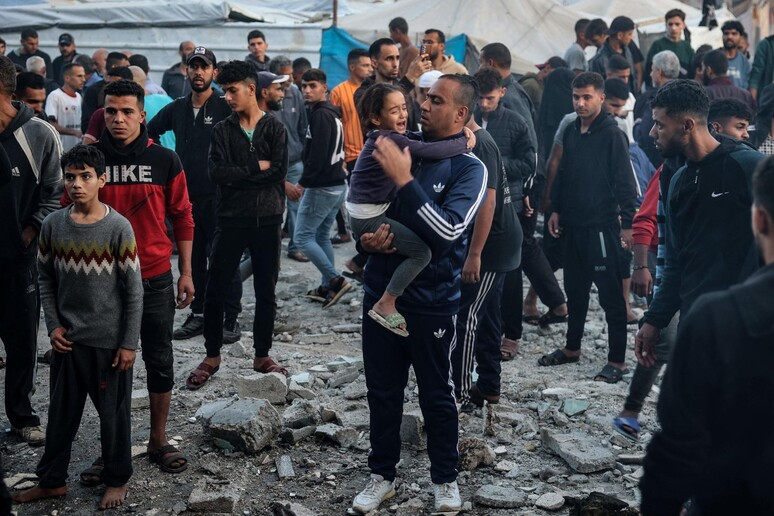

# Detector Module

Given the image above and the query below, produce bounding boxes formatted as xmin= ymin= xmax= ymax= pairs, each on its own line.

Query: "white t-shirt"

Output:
xmin=46 ymin=88 xmax=82 ymax=151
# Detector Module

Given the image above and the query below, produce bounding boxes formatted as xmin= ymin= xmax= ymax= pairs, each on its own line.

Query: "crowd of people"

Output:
xmin=1 ymin=7 xmax=774 ymax=513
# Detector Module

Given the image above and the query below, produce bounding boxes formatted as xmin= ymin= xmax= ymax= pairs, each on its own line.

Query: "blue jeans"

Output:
xmin=294 ymin=184 xmax=346 ymax=286
xmin=286 ymin=161 xmax=304 ymax=254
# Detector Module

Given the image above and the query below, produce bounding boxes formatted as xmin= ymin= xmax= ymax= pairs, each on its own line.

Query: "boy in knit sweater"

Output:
xmin=12 ymin=145 xmax=143 ymax=510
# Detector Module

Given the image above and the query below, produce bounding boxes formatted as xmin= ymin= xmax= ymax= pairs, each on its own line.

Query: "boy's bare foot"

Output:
xmin=99 ymin=484 xmax=128 ymax=510
xmin=11 ymin=485 xmax=67 ymax=503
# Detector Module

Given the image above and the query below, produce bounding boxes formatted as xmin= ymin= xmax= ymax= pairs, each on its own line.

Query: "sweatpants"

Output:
xmin=37 ymin=346 xmax=132 ymax=488
xmin=451 ymin=272 xmax=505 ymax=403
xmin=204 ymin=224 xmax=281 ymax=358
xmin=141 ymin=271 xmax=176 ymax=393
xmin=502 ymin=211 xmax=566 ymax=340
xmin=349 ymin=215 xmax=431 ymax=297
xmin=0 ymin=252 xmax=41 ymax=429
xmin=563 ymin=224 xmax=628 ymax=363
xmin=362 ymin=294 xmax=459 ymax=485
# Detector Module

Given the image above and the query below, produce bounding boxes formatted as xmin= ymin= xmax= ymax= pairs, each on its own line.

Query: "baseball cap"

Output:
xmin=536 ymin=56 xmax=568 ymax=70
xmin=257 ymin=71 xmax=289 ymax=91
xmin=607 ymin=16 xmax=635 ymax=35
xmin=418 ymin=70 xmax=443 ymax=88
xmin=187 ymin=46 xmax=216 ymax=66
xmin=58 ymin=33 xmax=74 ymax=45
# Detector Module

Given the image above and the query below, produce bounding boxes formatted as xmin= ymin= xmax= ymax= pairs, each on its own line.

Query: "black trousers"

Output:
xmin=502 ymin=211 xmax=567 ymax=340
xmin=141 ymin=271 xmax=176 ymax=393
xmin=190 ymin=197 xmax=242 ymax=317
xmin=452 ymin=272 xmax=505 ymax=403
xmin=563 ymin=224 xmax=627 ymax=363
xmin=37 ymin=346 xmax=132 ymax=488
xmin=0 ymin=252 xmax=41 ymax=429
xmin=204 ymin=225 xmax=281 ymax=357
xmin=362 ymin=294 xmax=459 ymax=485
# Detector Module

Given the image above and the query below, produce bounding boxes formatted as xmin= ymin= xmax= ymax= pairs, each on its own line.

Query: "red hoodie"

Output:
xmin=632 ymin=166 xmax=660 ymax=253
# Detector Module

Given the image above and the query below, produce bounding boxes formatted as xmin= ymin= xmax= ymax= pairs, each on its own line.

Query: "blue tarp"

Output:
xmin=320 ymin=26 xmax=468 ymax=88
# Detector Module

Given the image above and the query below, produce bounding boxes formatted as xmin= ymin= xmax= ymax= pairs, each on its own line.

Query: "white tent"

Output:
xmin=338 ymin=0 xmax=583 ymax=73
xmin=570 ymin=0 xmax=703 ymax=27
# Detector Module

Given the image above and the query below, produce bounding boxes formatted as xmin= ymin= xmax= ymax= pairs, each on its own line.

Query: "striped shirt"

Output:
xmin=329 ymin=79 xmax=364 ymax=163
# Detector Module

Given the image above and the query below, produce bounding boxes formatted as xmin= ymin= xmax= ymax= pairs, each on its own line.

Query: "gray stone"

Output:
xmin=290 ymin=372 xmax=311 ymax=385
xmin=343 ymin=379 xmax=367 ymax=400
xmin=562 ymin=399 xmax=590 ymax=417
xmin=187 ymin=479 xmax=239 ymax=513
xmin=270 ymin=501 xmax=316 ymax=516
xmin=228 ymin=341 xmax=246 ymax=358
xmin=308 ymin=365 xmax=329 ymax=373
xmin=335 ymin=408 xmax=370 ymax=431
xmin=617 ymin=453 xmax=645 ymax=465
xmin=494 ymin=460 xmax=518 ymax=472
xmin=279 ymin=425 xmax=316 ymax=445
xmin=236 ymin=372 xmax=288 ymax=405
xmin=505 ymin=466 xmax=521 ymax=478
xmin=197 ymin=398 xmax=281 ymax=453
xmin=287 ymin=381 xmax=316 ymax=401
xmin=458 ymin=437 xmax=495 ymax=471
xmin=399 ymin=410 xmax=426 ymax=449
xmin=315 ymin=423 xmax=358 ymax=448
xmin=540 ymin=428 xmax=615 ymax=473
xmin=320 ymin=406 xmax=337 ymax=422
xmin=198 ymin=453 xmax=223 ymax=475
xmin=542 ymin=387 xmax=575 ymax=399
xmin=275 ymin=455 xmax=295 ymax=479
xmin=473 ymin=485 xmax=527 ymax=508
xmin=331 ymin=324 xmax=361 ymax=333
xmin=306 ymin=333 xmax=335 ymax=344
xmin=282 ymin=399 xmax=320 ymax=429
xmin=328 ymin=367 xmax=360 ymax=388
xmin=131 ymin=389 xmax=150 ymax=410
xmin=535 ymin=492 xmax=565 ymax=511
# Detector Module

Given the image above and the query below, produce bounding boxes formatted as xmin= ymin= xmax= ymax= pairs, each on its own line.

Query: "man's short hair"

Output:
xmin=216 ymin=60 xmax=257 ymax=86
xmin=247 ymin=30 xmax=266 ymax=42
xmin=0 ymin=37 xmax=5 ymax=47
xmin=20 ymin=29 xmax=38 ymax=40
xmin=572 ymin=71 xmax=605 ymax=91
xmin=652 ymin=50 xmax=680 ymax=79
xmin=721 ymin=20 xmax=745 ymax=35
xmin=439 ymin=74 xmax=478 ymax=121
xmin=292 ymin=57 xmax=312 ymax=71
xmin=106 ymin=51 xmax=128 ymax=70
xmin=425 ymin=29 xmax=446 ymax=44
xmin=301 ymin=68 xmax=327 ymax=84
xmin=61 ymin=144 xmax=106 ymax=176
xmin=0 ymin=56 xmax=17 ymax=95
xmin=575 ymin=18 xmax=590 ymax=35
xmin=604 ymin=78 xmax=630 ymax=101
xmin=74 ymin=54 xmax=95 ymax=75
xmin=388 ymin=17 xmax=409 ymax=35
xmin=14 ymin=71 xmax=44 ymax=95
xmin=665 ymin=8 xmax=686 ymax=21
xmin=606 ymin=54 xmax=630 ymax=73
xmin=480 ymin=43 xmax=511 ymax=69
xmin=753 ymin=156 xmax=774 ymax=220
xmin=62 ymin=62 xmax=82 ymax=77
xmin=128 ymin=54 xmax=150 ymax=74
xmin=703 ymin=49 xmax=729 ymax=76
xmin=347 ymin=48 xmax=369 ymax=65
xmin=269 ymin=55 xmax=291 ymax=74
xmin=369 ymin=38 xmax=397 ymax=60
xmin=708 ymin=98 xmax=753 ymax=124
xmin=651 ymin=79 xmax=709 ymax=121
xmin=103 ymin=79 xmax=145 ymax=108
xmin=473 ymin=67 xmax=502 ymax=94
xmin=26 ymin=56 xmax=45 ymax=73
xmin=106 ymin=66 xmax=134 ymax=81
xmin=585 ymin=19 xmax=608 ymax=40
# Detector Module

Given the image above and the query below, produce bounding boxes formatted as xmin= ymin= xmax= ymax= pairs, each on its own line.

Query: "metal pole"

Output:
xmin=333 ymin=0 xmax=339 ymax=26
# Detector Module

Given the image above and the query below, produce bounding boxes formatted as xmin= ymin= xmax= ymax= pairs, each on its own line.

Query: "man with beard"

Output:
xmin=644 ymin=10 xmax=693 ymax=87
xmin=702 ymin=49 xmax=754 ymax=111
xmin=51 ymin=33 xmax=80 ymax=87
xmin=162 ymin=41 xmax=195 ymax=100
xmin=7 ymin=29 xmax=53 ymax=81
xmin=13 ymin=72 xmax=47 ymax=119
xmin=147 ymin=47 xmax=241 ymax=344
xmin=422 ymin=29 xmax=468 ymax=75
xmin=721 ymin=20 xmax=751 ymax=90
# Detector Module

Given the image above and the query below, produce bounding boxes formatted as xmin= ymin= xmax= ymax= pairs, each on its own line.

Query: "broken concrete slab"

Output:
xmin=279 ymin=425 xmax=316 ymax=445
xmin=535 ymin=492 xmax=565 ymax=511
xmin=458 ymin=437 xmax=495 ymax=471
xmin=197 ymin=398 xmax=281 ymax=453
xmin=282 ymin=399 xmax=321 ymax=429
xmin=328 ymin=367 xmax=360 ymax=389
xmin=542 ymin=387 xmax=575 ymax=399
xmin=400 ymin=410 xmax=426 ymax=449
xmin=275 ymin=455 xmax=295 ymax=479
xmin=617 ymin=453 xmax=645 ymax=465
xmin=131 ymin=389 xmax=150 ymax=410
xmin=335 ymin=407 xmax=370 ymax=431
xmin=236 ymin=372 xmax=288 ymax=405
xmin=228 ymin=341 xmax=246 ymax=358
xmin=331 ymin=324 xmax=361 ymax=333
xmin=287 ymin=381 xmax=316 ymax=401
xmin=494 ymin=460 xmax=518 ymax=472
xmin=562 ymin=399 xmax=590 ymax=417
xmin=473 ymin=485 xmax=526 ymax=508
xmin=541 ymin=428 xmax=615 ymax=473
xmin=342 ymin=378 xmax=367 ymax=400
xmin=315 ymin=423 xmax=358 ymax=448
xmin=290 ymin=372 xmax=311 ymax=385
xmin=187 ymin=478 xmax=240 ymax=513
xmin=270 ymin=501 xmax=316 ymax=516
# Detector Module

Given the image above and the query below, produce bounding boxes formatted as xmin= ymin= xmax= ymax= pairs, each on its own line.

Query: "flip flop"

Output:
xmin=538 ymin=311 xmax=569 ymax=328
xmin=613 ymin=416 xmax=641 ymax=442
xmin=342 ymin=269 xmax=364 ymax=284
xmin=80 ymin=457 xmax=104 ymax=486
xmin=185 ymin=362 xmax=219 ymax=390
xmin=368 ymin=309 xmax=409 ymax=337
xmin=500 ymin=338 xmax=519 ymax=361
xmin=538 ymin=349 xmax=580 ymax=366
xmin=305 ymin=286 xmax=329 ymax=303
xmin=254 ymin=356 xmax=289 ymax=377
xmin=594 ymin=364 xmax=629 ymax=384
xmin=522 ymin=315 xmax=540 ymax=326
xmin=148 ymin=444 xmax=188 ymax=474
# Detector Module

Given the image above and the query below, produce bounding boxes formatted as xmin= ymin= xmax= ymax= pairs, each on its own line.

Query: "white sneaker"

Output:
xmin=433 ymin=480 xmax=462 ymax=511
xmin=352 ymin=474 xmax=396 ymax=514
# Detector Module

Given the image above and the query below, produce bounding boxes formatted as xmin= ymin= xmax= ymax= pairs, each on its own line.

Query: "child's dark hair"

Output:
xmin=357 ymin=82 xmax=405 ymax=133
xmin=61 ymin=144 xmax=106 ymax=176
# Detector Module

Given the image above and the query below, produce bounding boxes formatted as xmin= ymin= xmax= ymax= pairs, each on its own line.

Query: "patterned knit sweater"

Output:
xmin=38 ymin=205 xmax=143 ymax=350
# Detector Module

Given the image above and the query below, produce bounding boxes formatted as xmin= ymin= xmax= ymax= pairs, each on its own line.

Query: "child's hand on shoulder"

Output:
xmin=463 ymin=127 xmax=476 ymax=150
xmin=113 ymin=348 xmax=136 ymax=372
xmin=50 ymin=327 xmax=74 ymax=353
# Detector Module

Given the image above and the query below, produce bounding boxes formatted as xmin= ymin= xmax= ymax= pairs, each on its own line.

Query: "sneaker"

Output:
xmin=222 ymin=319 xmax=242 ymax=344
xmin=322 ymin=276 xmax=352 ymax=309
xmin=12 ymin=425 xmax=46 ymax=447
xmin=173 ymin=314 xmax=204 ymax=340
xmin=352 ymin=474 xmax=396 ymax=514
xmin=433 ymin=480 xmax=462 ymax=512
xmin=331 ymin=233 xmax=352 ymax=245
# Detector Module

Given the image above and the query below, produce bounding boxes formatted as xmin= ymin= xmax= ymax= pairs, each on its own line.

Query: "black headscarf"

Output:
xmin=538 ymin=67 xmax=575 ymax=161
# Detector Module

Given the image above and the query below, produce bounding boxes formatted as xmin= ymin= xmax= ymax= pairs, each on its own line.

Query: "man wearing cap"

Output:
xmin=185 ymin=61 xmax=289 ymax=389
xmin=589 ymin=16 xmax=638 ymax=92
xmin=52 ymin=34 xmax=79 ymax=87
xmin=519 ymin=56 xmax=568 ymax=116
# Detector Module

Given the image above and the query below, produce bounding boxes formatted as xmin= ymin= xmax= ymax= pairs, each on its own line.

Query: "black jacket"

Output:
xmin=81 ymin=79 xmax=104 ymax=133
xmin=474 ymin=104 xmax=536 ymax=213
xmin=209 ymin=112 xmax=288 ymax=227
xmin=301 ymin=101 xmax=347 ymax=188
xmin=552 ymin=112 xmax=638 ymax=229
xmin=147 ymin=89 xmax=231 ymax=200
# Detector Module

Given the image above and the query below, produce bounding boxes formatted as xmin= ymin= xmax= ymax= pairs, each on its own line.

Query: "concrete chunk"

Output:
xmin=275 ymin=455 xmax=295 ymax=479
xmin=236 ymin=372 xmax=288 ymax=405
xmin=279 ymin=425 xmax=316 ymax=445
xmin=399 ymin=410 xmax=426 ymax=449
xmin=328 ymin=367 xmax=360 ymax=388
xmin=187 ymin=479 xmax=239 ymax=513
xmin=473 ymin=485 xmax=526 ymax=508
xmin=131 ymin=389 xmax=149 ymax=410
xmin=282 ymin=399 xmax=320 ymax=429
xmin=541 ymin=428 xmax=615 ymax=473
xmin=535 ymin=492 xmax=565 ymax=511
xmin=198 ymin=398 xmax=281 ymax=453
xmin=315 ymin=423 xmax=358 ymax=448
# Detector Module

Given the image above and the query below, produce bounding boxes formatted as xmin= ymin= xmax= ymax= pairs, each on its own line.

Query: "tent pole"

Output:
xmin=333 ymin=0 xmax=338 ymax=26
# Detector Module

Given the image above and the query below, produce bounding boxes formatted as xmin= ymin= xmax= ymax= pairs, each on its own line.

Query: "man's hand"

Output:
xmin=635 ymin=322 xmax=660 ymax=367
xmin=112 ymin=348 xmax=136 ymax=372
xmin=405 ymin=54 xmax=433 ymax=84
xmin=620 ymin=228 xmax=633 ymax=250
xmin=176 ymin=274 xmax=194 ymax=309
xmin=50 ymin=327 xmax=74 ymax=353
xmin=463 ymin=127 xmax=477 ymax=150
xmin=258 ymin=160 xmax=271 ymax=171
xmin=21 ymin=225 xmax=37 ymax=248
xmin=548 ymin=212 xmax=562 ymax=238
xmin=462 ymin=254 xmax=481 ymax=284
xmin=285 ymin=181 xmax=303 ymax=201
xmin=360 ymin=223 xmax=397 ymax=254
xmin=523 ymin=196 xmax=534 ymax=218
xmin=373 ymin=136 xmax=413 ymax=188
xmin=632 ymin=267 xmax=653 ymax=298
